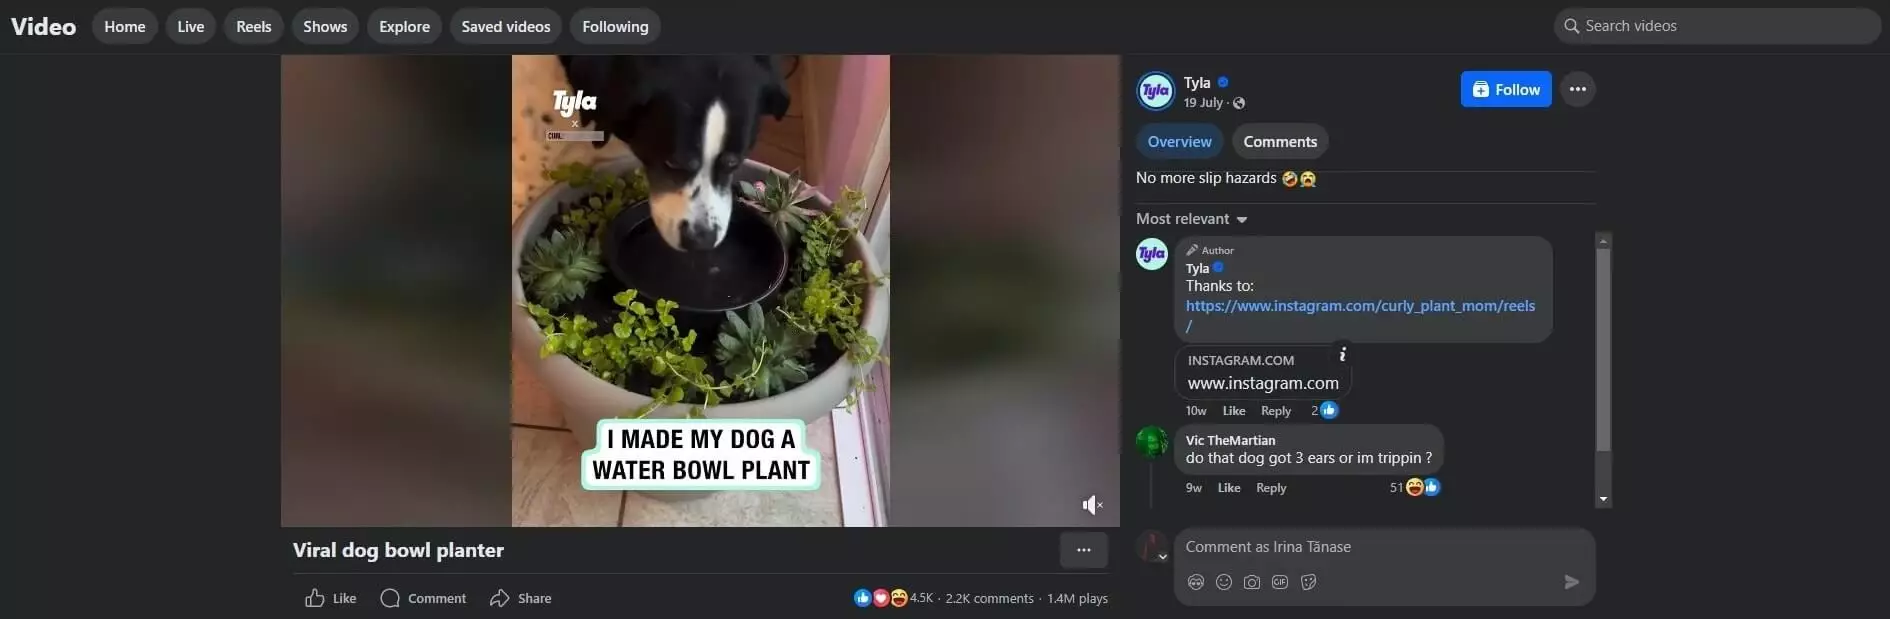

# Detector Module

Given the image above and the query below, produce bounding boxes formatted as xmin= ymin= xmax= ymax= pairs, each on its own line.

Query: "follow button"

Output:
xmin=1460 ymin=71 xmax=1553 ymax=108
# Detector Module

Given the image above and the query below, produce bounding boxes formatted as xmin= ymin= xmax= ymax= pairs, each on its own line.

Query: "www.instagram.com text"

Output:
xmin=1182 ymin=298 xmax=1540 ymax=316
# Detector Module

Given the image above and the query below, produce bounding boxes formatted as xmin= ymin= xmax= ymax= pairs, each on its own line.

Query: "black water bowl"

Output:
xmin=602 ymin=201 xmax=788 ymax=348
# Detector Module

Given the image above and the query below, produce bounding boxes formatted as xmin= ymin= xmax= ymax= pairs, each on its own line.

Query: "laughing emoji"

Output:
xmin=1281 ymin=170 xmax=1300 ymax=188
xmin=890 ymin=589 xmax=909 ymax=608
xmin=1404 ymin=477 xmax=1426 ymax=497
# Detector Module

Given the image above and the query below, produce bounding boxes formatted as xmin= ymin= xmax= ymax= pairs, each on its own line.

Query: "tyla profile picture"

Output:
xmin=1137 ymin=71 xmax=1176 ymax=111
xmin=552 ymin=89 xmax=597 ymax=126
xmin=1135 ymin=238 xmax=1169 ymax=270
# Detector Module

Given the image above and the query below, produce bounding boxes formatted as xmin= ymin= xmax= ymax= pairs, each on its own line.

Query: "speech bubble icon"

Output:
xmin=380 ymin=588 xmax=400 ymax=608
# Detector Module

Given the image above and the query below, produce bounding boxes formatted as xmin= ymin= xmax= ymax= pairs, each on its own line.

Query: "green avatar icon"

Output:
xmin=1135 ymin=426 xmax=1170 ymax=460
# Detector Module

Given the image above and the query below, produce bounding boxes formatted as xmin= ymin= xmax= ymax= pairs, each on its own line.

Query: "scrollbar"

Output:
xmin=1595 ymin=232 xmax=1613 ymax=509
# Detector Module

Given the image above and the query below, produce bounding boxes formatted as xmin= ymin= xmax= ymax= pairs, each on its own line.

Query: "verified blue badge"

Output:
xmin=1136 ymin=238 xmax=1169 ymax=270
xmin=1137 ymin=71 xmax=1176 ymax=111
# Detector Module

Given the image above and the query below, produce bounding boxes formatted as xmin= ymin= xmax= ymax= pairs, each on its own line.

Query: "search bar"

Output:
xmin=1555 ymin=8 xmax=1881 ymax=45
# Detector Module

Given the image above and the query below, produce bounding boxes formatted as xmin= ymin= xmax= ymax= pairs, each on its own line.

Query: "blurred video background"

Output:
xmin=889 ymin=57 xmax=1122 ymax=526
xmin=280 ymin=55 xmax=1122 ymax=528
xmin=281 ymin=56 xmax=514 ymax=525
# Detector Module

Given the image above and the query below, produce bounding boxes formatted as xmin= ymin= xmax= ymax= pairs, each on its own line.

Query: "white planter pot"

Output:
xmin=511 ymin=156 xmax=890 ymax=453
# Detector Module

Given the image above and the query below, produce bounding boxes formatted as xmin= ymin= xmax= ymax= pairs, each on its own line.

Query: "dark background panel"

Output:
xmin=279 ymin=56 xmax=515 ymax=526
xmin=890 ymin=56 xmax=1123 ymax=526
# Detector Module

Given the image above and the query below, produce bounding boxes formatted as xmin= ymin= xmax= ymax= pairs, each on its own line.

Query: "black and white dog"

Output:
xmin=559 ymin=55 xmax=791 ymax=251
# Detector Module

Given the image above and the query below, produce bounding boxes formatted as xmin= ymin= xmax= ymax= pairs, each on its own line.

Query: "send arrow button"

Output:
xmin=1564 ymin=575 xmax=1580 ymax=590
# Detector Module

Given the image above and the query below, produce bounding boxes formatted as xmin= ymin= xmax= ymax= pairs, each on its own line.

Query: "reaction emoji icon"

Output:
xmin=873 ymin=588 xmax=890 ymax=607
xmin=1281 ymin=170 xmax=1299 ymax=188
xmin=1299 ymin=170 xmax=1318 ymax=188
xmin=1405 ymin=477 xmax=1426 ymax=497
xmin=890 ymin=589 xmax=909 ymax=608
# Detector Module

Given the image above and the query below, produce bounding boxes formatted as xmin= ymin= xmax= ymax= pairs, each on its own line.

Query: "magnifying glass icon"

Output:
xmin=1562 ymin=17 xmax=1582 ymax=34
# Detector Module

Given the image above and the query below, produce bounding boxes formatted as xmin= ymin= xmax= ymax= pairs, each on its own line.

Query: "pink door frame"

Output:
xmin=812 ymin=55 xmax=891 ymax=204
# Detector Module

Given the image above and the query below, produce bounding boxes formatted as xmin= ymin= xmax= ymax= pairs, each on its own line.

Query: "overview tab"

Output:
xmin=367 ymin=7 xmax=442 ymax=45
xmin=223 ymin=7 xmax=284 ymax=45
xmin=291 ymin=7 xmax=358 ymax=45
xmin=569 ymin=8 xmax=660 ymax=45
xmin=93 ymin=8 xmax=157 ymax=45
xmin=164 ymin=8 xmax=216 ymax=45
xmin=450 ymin=8 xmax=561 ymax=45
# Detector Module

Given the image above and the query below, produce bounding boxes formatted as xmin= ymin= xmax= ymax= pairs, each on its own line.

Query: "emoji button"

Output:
xmin=1299 ymin=170 xmax=1318 ymax=188
xmin=1281 ymin=170 xmax=1299 ymax=188
xmin=1404 ymin=477 xmax=1426 ymax=497
xmin=873 ymin=588 xmax=890 ymax=608
xmin=890 ymin=589 xmax=908 ymax=608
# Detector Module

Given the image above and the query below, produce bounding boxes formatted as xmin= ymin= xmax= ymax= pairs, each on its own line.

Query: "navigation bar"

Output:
xmin=24 ymin=7 xmax=666 ymax=47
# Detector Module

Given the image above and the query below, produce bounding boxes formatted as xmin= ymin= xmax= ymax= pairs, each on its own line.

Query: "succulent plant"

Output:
xmin=520 ymin=228 xmax=605 ymax=308
xmin=715 ymin=302 xmax=814 ymax=399
xmin=740 ymin=169 xmax=821 ymax=241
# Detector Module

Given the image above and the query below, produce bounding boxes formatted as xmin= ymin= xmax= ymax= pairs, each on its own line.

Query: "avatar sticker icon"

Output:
xmin=1135 ymin=426 xmax=1170 ymax=460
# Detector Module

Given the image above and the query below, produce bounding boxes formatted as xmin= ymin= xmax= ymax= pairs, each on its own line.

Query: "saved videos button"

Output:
xmin=1137 ymin=123 xmax=1224 ymax=160
xmin=1460 ymin=71 xmax=1554 ymax=108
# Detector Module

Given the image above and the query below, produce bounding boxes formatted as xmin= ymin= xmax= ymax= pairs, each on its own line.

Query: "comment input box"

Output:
xmin=1174 ymin=527 xmax=1595 ymax=606
xmin=1174 ymin=423 xmax=1442 ymax=476
xmin=1174 ymin=236 xmax=1553 ymax=344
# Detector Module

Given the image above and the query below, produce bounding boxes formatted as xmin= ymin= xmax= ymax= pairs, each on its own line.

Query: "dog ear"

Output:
xmin=560 ymin=55 xmax=653 ymax=148
xmin=754 ymin=55 xmax=791 ymax=120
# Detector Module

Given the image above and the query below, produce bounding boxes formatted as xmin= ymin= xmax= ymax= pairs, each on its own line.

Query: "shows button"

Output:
xmin=1460 ymin=71 xmax=1553 ymax=108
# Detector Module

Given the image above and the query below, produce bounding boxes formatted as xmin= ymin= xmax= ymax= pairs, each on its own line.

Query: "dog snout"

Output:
xmin=677 ymin=220 xmax=721 ymax=251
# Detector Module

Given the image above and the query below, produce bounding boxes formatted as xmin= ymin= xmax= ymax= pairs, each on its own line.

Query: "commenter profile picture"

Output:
xmin=1135 ymin=238 xmax=1169 ymax=270
xmin=1135 ymin=426 xmax=1169 ymax=460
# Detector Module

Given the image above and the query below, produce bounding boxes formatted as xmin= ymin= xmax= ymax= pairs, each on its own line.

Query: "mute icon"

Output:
xmin=1080 ymin=495 xmax=1103 ymax=516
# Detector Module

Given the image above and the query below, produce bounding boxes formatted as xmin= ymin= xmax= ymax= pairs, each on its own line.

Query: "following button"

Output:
xmin=1460 ymin=71 xmax=1553 ymax=108
xmin=1136 ymin=123 xmax=1223 ymax=160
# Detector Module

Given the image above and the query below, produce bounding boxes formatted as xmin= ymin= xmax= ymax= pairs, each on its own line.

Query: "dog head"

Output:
xmin=559 ymin=55 xmax=790 ymax=251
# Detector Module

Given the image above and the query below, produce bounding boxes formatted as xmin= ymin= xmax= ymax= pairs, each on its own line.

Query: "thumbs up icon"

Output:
xmin=304 ymin=588 xmax=325 ymax=608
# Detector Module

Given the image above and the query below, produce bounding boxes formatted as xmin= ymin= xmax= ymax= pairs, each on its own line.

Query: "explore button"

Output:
xmin=1460 ymin=71 xmax=1553 ymax=108
xmin=1137 ymin=123 xmax=1223 ymax=160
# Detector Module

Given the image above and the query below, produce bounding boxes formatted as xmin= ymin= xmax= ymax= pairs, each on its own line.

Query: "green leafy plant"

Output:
xmin=739 ymin=169 xmax=820 ymax=240
xmin=545 ymin=162 xmax=650 ymax=240
xmin=716 ymin=303 xmax=816 ymax=399
xmin=528 ymin=290 xmax=736 ymax=418
xmin=520 ymin=228 xmax=604 ymax=308
xmin=779 ymin=186 xmax=889 ymax=404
